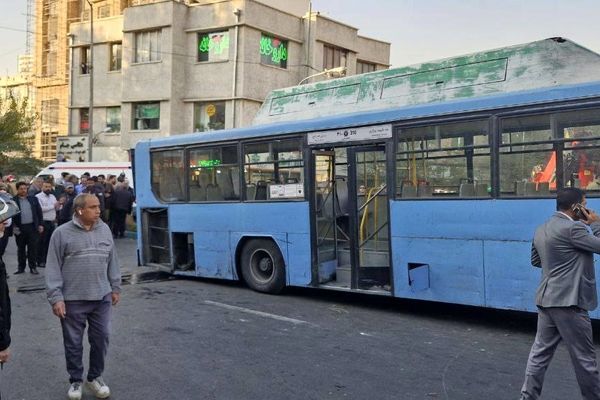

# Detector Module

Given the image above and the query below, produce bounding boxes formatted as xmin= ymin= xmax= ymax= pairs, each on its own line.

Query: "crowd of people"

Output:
xmin=0 ymin=171 xmax=134 ymax=272
xmin=0 ymin=171 xmax=126 ymax=399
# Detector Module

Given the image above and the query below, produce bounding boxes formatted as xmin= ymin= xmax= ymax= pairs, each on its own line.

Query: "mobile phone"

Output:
xmin=572 ymin=203 xmax=590 ymax=221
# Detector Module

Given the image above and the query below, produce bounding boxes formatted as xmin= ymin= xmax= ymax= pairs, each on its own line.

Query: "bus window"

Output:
xmin=243 ymin=138 xmax=304 ymax=200
xmin=188 ymin=145 xmax=239 ymax=202
xmin=557 ymin=108 xmax=600 ymax=194
xmin=499 ymin=115 xmax=554 ymax=196
xmin=151 ymin=149 xmax=185 ymax=202
xmin=396 ymin=120 xmax=490 ymax=198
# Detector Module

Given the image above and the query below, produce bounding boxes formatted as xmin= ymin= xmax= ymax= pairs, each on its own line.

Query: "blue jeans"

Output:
xmin=60 ymin=294 xmax=112 ymax=383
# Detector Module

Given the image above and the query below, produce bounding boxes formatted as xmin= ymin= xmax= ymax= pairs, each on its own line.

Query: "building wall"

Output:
xmin=68 ymin=0 xmax=391 ymax=160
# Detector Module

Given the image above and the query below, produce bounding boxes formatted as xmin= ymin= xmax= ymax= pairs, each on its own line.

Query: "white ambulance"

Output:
xmin=35 ymin=161 xmax=134 ymax=187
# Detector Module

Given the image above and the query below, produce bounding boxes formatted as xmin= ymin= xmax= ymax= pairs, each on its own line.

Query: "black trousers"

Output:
xmin=0 ymin=234 xmax=9 ymax=262
xmin=15 ymin=223 xmax=39 ymax=271
xmin=37 ymin=220 xmax=55 ymax=266
xmin=111 ymin=209 xmax=127 ymax=237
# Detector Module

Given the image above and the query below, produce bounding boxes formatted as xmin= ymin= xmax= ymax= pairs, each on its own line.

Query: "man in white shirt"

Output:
xmin=36 ymin=181 xmax=58 ymax=268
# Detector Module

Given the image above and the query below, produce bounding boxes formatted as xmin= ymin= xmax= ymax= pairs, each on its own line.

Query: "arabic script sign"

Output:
xmin=56 ymin=136 xmax=89 ymax=162
xmin=307 ymin=124 xmax=392 ymax=145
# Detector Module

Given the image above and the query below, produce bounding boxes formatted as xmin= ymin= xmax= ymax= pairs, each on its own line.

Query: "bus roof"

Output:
xmin=139 ymin=78 xmax=600 ymax=150
xmin=253 ymin=37 xmax=600 ymax=125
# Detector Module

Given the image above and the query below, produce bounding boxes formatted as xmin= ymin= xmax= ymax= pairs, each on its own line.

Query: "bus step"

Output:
xmin=338 ymin=248 xmax=351 ymax=266
xmin=336 ymin=265 xmax=351 ymax=285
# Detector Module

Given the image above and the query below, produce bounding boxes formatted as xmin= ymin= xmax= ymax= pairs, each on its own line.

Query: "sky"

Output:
xmin=0 ymin=0 xmax=599 ymax=75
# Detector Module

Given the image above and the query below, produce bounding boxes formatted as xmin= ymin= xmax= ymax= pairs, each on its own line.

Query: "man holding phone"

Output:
xmin=520 ymin=188 xmax=600 ymax=399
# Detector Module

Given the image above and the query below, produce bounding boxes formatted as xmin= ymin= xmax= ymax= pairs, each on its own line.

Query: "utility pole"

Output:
xmin=86 ymin=0 xmax=94 ymax=161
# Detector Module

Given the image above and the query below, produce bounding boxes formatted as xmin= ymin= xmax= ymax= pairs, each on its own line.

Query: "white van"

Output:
xmin=36 ymin=161 xmax=134 ymax=187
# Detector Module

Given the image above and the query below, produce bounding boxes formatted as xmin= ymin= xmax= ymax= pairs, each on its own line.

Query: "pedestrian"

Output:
xmin=35 ymin=180 xmax=58 ymax=268
xmin=0 ymin=184 xmax=13 ymax=264
xmin=83 ymin=176 xmax=105 ymax=213
xmin=520 ymin=187 xmax=600 ymax=400
xmin=28 ymin=176 xmax=43 ymax=196
xmin=45 ymin=193 xmax=121 ymax=400
xmin=0 ymin=222 xmax=11 ymax=365
xmin=12 ymin=182 xmax=43 ymax=275
xmin=110 ymin=182 xmax=134 ymax=238
xmin=75 ymin=174 xmax=88 ymax=195
xmin=57 ymin=183 xmax=77 ymax=226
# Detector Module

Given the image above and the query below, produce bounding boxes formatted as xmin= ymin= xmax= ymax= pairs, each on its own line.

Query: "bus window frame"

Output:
xmin=394 ymin=117 xmax=493 ymax=200
xmin=150 ymin=146 xmax=187 ymax=204
xmin=187 ymin=142 xmax=242 ymax=203
xmin=242 ymin=135 xmax=306 ymax=202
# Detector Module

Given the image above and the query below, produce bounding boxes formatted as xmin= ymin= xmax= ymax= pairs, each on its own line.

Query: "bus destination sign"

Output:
xmin=307 ymin=124 xmax=392 ymax=145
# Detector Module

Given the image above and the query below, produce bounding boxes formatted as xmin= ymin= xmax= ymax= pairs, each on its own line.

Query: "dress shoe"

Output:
xmin=30 ymin=268 xmax=39 ymax=275
xmin=14 ymin=270 xmax=25 ymax=275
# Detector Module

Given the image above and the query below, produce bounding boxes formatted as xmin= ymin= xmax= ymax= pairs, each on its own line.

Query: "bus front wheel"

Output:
xmin=240 ymin=239 xmax=286 ymax=294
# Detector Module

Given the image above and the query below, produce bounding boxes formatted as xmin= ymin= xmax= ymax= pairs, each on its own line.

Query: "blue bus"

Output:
xmin=134 ymin=38 xmax=600 ymax=316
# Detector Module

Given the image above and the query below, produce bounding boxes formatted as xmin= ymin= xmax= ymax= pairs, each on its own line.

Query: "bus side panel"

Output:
xmin=195 ymin=231 xmax=234 ymax=279
xmin=167 ymin=202 xmax=310 ymax=281
xmin=286 ymin=233 xmax=311 ymax=286
xmin=391 ymin=237 xmax=485 ymax=306
xmin=484 ymin=240 xmax=539 ymax=312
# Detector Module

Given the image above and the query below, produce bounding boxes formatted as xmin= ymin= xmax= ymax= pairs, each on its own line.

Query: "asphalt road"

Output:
xmin=0 ymin=236 xmax=594 ymax=399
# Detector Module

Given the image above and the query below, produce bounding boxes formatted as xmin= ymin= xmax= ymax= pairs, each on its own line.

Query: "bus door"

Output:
xmin=312 ymin=151 xmax=339 ymax=285
xmin=348 ymin=146 xmax=391 ymax=291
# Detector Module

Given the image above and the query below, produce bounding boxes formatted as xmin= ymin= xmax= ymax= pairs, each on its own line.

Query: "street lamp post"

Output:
xmin=86 ymin=0 xmax=94 ymax=161
xmin=298 ymin=66 xmax=347 ymax=85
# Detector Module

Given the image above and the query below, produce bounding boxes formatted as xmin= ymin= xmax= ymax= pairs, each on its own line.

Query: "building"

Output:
xmin=67 ymin=0 xmax=390 ymax=161
xmin=33 ymin=0 xmax=130 ymax=161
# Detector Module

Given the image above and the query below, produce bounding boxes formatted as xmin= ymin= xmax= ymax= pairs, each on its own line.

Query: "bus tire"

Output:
xmin=240 ymin=239 xmax=286 ymax=294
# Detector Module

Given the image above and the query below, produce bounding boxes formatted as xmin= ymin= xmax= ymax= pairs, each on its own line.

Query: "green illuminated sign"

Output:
xmin=197 ymin=159 xmax=221 ymax=168
xmin=260 ymin=35 xmax=288 ymax=64
xmin=199 ymin=33 xmax=230 ymax=55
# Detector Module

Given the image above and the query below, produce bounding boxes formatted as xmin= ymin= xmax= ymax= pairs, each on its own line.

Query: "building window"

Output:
xmin=133 ymin=102 xmax=160 ymax=130
xmin=41 ymin=99 xmax=59 ymax=129
xmin=41 ymin=131 xmax=59 ymax=160
xmin=323 ymin=45 xmax=348 ymax=70
xmin=80 ymin=109 xmax=89 ymax=135
xmin=106 ymin=107 xmax=121 ymax=133
xmin=197 ymin=31 xmax=229 ymax=62
xmin=396 ymin=120 xmax=491 ymax=198
xmin=135 ymin=30 xmax=162 ymax=63
xmin=151 ymin=149 xmax=185 ymax=202
xmin=80 ymin=46 xmax=90 ymax=74
xmin=189 ymin=145 xmax=240 ymax=202
xmin=357 ymin=60 xmax=376 ymax=74
xmin=98 ymin=5 xmax=110 ymax=18
xmin=109 ymin=42 xmax=122 ymax=71
xmin=260 ymin=33 xmax=288 ymax=69
xmin=193 ymin=102 xmax=225 ymax=132
xmin=243 ymin=139 xmax=304 ymax=201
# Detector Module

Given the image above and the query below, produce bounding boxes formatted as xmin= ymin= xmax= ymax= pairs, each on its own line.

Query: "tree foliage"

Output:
xmin=0 ymin=96 xmax=44 ymax=177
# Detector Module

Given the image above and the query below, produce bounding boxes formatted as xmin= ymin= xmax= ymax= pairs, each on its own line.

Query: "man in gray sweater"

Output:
xmin=45 ymin=193 xmax=121 ymax=400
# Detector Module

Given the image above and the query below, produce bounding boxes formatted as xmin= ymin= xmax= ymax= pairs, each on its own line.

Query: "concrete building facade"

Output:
xmin=68 ymin=0 xmax=390 ymax=161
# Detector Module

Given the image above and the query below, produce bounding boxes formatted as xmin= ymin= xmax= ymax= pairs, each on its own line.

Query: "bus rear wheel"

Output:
xmin=241 ymin=239 xmax=286 ymax=294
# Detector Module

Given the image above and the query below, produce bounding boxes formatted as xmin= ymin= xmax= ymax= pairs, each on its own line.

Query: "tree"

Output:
xmin=0 ymin=96 xmax=44 ymax=177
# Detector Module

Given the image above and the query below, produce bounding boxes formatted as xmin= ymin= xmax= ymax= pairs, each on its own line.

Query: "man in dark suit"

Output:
xmin=521 ymin=188 xmax=600 ymax=399
xmin=12 ymin=182 xmax=43 ymax=275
